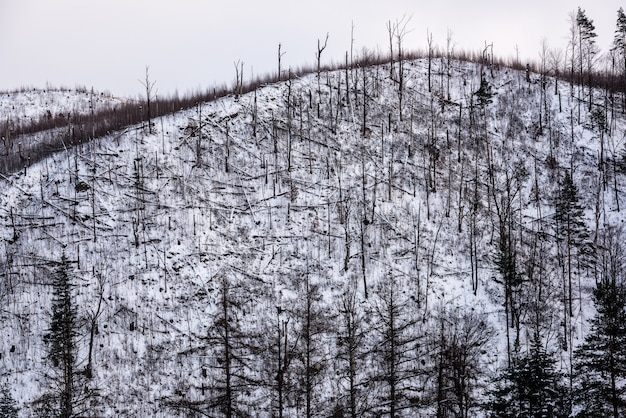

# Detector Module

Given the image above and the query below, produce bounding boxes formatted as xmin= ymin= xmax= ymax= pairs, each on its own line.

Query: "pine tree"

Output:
xmin=576 ymin=8 xmax=598 ymax=110
xmin=615 ymin=8 xmax=626 ymax=63
xmin=488 ymin=333 xmax=568 ymax=418
xmin=43 ymin=254 xmax=78 ymax=418
xmin=613 ymin=7 xmax=626 ymax=110
xmin=576 ymin=8 xmax=597 ymax=56
xmin=0 ymin=384 xmax=18 ymax=418
xmin=572 ymin=227 xmax=626 ymax=418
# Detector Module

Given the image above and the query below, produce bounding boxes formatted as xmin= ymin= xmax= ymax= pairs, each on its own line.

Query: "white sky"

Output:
xmin=0 ymin=0 xmax=623 ymax=97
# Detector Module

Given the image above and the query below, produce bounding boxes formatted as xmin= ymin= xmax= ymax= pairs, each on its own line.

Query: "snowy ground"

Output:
xmin=0 ymin=58 xmax=625 ymax=416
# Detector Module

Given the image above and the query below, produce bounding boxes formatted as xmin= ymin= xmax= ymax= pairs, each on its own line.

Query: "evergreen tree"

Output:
xmin=576 ymin=8 xmax=597 ymax=53
xmin=576 ymin=8 xmax=598 ymax=110
xmin=42 ymin=254 xmax=79 ymax=418
xmin=474 ymin=74 xmax=494 ymax=108
xmin=572 ymin=227 xmax=626 ymax=418
xmin=614 ymin=8 xmax=626 ymax=61
xmin=613 ymin=7 xmax=626 ymax=109
xmin=0 ymin=384 xmax=18 ymax=418
xmin=488 ymin=333 xmax=568 ymax=418
xmin=613 ymin=7 xmax=626 ymax=72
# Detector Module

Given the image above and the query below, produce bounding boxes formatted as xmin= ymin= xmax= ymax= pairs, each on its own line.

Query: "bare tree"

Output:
xmin=538 ymin=38 xmax=550 ymax=135
xmin=316 ymin=33 xmax=329 ymax=97
xmin=85 ymin=270 xmax=106 ymax=380
xmin=234 ymin=60 xmax=244 ymax=101
xmin=567 ymin=11 xmax=579 ymax=102
xmin=371 ymin=276 xmax=423 ymax=418
xmin=429 ymin=308 xmax=494 ymax=418
xmin=335 ymin=285 xmax=369 ymax=418
xmin=395 ymin=17 xmax=411 ymax=119
xmin=427 ymin=29 xmax=434 ymax=93
xmin=295 ymin=269 xmax=330 ymax=418
xmin=550 ymin=48 xmax=564 ymax=97
xmin=446 ymin=29 xmax=455 ymax=99
xmin=138 ymin=66 xmax=157 ymax=134
xmin=278 ymin=43 xmax=286 ymax=79
xmin=386 ymin=19 xmax=396 ymax=78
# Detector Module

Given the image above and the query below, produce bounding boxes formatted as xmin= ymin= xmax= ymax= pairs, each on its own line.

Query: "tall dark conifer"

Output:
xmin=488 ymin=333 xmax=568 ymax=418
xmin=474 ymin=74 xmax=494 ymax=108
xmin=576 ymin=8 xmax=598 ymax=111
xmin=613 ymin=7 xmax=626 ymax=110
xmin=43 ymin=254 xmax=78 ymax=418
xmin=573 ymin=227 xmax=626 ymax=418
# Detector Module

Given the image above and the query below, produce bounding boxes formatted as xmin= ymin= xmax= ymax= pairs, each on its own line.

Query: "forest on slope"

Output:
xmin=1 ymin=7 xmax=626 ymax=418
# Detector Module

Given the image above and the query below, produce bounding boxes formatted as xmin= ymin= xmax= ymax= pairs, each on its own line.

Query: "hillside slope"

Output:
xmin=1 ymin=58 xmax=625 ymax=417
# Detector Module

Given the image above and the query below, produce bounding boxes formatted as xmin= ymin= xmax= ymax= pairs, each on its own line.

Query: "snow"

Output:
xmin=0 ymin=88 xmax=127 ymax=123
xmin=0 ymin=57 xmax=624 ymax=416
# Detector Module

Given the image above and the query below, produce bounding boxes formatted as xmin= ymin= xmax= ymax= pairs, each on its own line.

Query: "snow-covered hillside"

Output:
xmin=1 ymin=58 xmax=625 ymax=417
xmin=0 ymin=87 xmax=126 ymax=122
xmin=0 ymin=87 xmax=132 ymax=177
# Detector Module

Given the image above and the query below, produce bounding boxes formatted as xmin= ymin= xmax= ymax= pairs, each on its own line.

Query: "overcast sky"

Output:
xmin=0 ymin=0 xmax=623 ymax=97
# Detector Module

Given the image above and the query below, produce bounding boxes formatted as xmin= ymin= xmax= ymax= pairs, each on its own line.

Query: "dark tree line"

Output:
xmin=4 ymin=8 xmax=626 ymax=176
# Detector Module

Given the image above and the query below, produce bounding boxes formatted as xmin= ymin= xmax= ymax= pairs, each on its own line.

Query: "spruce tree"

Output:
xmin=43 ymin=254 xmax=78 ymax=418
xmin=474 ymin=74 xmax=494 ymax=108
xmin=576 ymin=7 xmax=598 ymax=110
xmin=614 ymin=7 xmax=626 ymax=110
xmin=572 ymin=227 xmax=626 ymax=418
xmin=488 ymin=333 xmax=568 ymax=418
xmin=614 ymin=8 xmax=626 ymax=63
